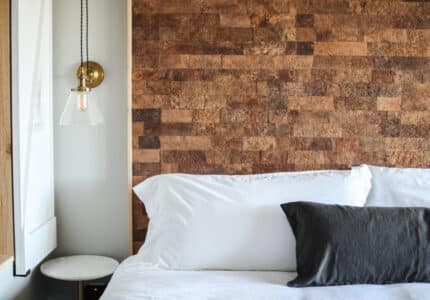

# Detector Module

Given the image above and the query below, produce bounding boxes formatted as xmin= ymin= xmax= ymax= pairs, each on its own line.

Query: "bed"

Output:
xmin=101 ymin=166 xmax=430 ymax=300
xmin=101 ymin=255 xmax=430 ymax=300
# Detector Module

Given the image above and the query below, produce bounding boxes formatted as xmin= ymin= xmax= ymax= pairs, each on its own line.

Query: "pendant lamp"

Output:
xmin=59 ymin=0 xmax=105 ymax=126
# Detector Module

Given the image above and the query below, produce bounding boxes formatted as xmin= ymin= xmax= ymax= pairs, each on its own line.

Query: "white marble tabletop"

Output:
xmin=41 ymin=255 xmax=119 ymax=281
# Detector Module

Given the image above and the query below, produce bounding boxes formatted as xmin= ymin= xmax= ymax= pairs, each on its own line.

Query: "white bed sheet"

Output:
xmin=101 ymin=256 xmax=430 ymax=300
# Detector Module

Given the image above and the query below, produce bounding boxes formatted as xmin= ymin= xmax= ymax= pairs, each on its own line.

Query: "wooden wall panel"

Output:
xmin=132 ymin=0 xmax=430 ymax=252
xmin=0 ymin=0 xmax=14 ymax=257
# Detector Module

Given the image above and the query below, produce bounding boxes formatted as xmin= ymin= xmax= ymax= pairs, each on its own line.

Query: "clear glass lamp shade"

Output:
xmin=59 ymin=90 xmax=103 ymax=126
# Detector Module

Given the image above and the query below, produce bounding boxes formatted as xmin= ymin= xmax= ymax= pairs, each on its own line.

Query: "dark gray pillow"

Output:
xmin=281 ymin=201 xmax=430 ymax=287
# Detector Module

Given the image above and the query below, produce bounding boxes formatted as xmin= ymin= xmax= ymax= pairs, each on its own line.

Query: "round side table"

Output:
xmin=41 ymin=255 xmax=119 ymax=300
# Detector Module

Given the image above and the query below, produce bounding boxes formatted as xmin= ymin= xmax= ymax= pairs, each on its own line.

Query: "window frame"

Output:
xmin=0 ymin=0 xmax=14 ymax=266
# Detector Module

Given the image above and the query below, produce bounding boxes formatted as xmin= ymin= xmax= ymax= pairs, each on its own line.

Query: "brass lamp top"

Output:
xmin=72 ymin=67 xmax=91 ymax=92
xmin=75 ymin=61 xmax=105 ymax=89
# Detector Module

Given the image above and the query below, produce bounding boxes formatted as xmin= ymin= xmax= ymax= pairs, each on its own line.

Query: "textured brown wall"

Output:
xmin=132 ymin=0 xmax=430 ymax=252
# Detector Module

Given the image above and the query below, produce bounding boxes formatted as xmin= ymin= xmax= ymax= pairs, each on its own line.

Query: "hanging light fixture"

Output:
xmin=59 ymin=0 xmax=105 ymax=126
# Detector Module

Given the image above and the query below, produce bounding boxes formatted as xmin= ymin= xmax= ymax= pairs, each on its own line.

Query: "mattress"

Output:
xmin=101 ymin=256 xmax=430 ymax=300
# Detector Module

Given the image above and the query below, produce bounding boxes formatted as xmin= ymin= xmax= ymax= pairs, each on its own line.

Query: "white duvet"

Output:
xmin=101 ymin=256 xmax=430 ymax=300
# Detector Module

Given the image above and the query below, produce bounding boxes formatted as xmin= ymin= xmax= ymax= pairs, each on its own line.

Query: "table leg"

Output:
xmin=78 ymin=281 xmax=84 ymax=300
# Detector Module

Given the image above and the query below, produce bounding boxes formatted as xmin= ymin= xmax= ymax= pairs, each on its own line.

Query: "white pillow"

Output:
xmin=363 ymin=165 xmax=430 ymax=207
xmin=133 ymin=167 xmax=371 ymax=271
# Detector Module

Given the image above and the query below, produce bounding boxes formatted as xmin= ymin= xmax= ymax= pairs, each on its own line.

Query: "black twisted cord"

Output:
xmin=86 ymin=0 xmax=89 ymax=73
xmin=80 ymin=0 xmax=83 ymax=68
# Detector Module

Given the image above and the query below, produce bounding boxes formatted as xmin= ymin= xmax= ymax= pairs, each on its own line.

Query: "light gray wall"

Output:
xmin=47 ymin=1 xmax=128 ymax=298
xmin=52 ymin=0 xmax=128 ymax=262
xmin=3 ymin=1 xmax=128 ymax=299
xmin=0 ymin=260 xmax=44 ymax=300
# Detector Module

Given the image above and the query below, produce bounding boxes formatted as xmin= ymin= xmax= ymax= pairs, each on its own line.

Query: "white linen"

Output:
xmin=133 ymin=167 xmax=371 ymax=271
xmin=363 ymin=165 xmax=430 ymax=207
xmin=101 ymin=256 xmax=430 ymax=300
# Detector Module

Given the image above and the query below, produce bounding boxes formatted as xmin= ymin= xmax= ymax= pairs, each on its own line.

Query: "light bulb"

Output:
xmin=59 ymin=90 xmax=103 ymax=126
xmin=77 ymin=92 xmax=88 ymax=111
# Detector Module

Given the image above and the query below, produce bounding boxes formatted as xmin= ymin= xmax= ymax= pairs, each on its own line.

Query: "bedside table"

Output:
xmin=41 ymin=255 xmax=119 ymax=300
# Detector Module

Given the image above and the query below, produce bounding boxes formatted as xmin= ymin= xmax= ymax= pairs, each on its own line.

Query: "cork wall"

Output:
xmin=132 ymin=0 xmax=430 ymax=251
